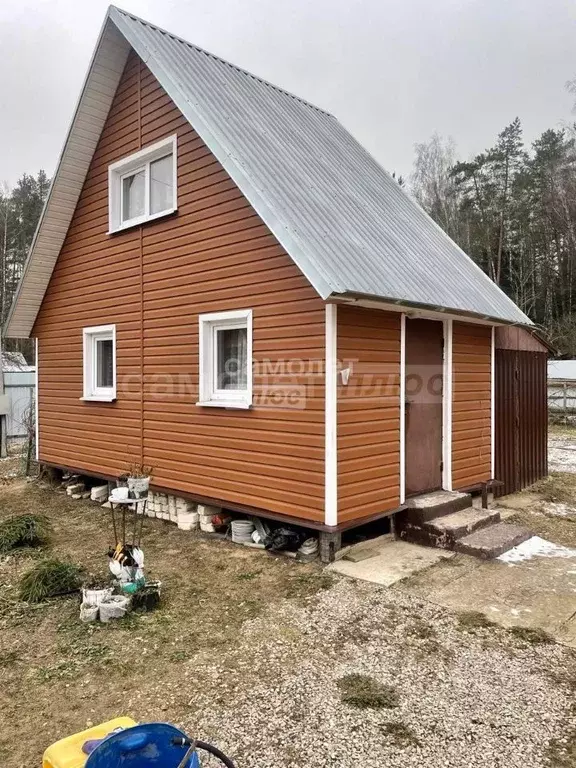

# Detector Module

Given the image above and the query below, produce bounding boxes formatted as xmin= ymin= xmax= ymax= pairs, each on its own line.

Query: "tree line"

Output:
xmin=0 ymin=171 xmax=50 ymax=359
xmin=410 ymin=119 xmax=576 ymax=355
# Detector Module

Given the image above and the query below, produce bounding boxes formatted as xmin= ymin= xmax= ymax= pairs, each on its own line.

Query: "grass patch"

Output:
xmin=337 ymin=673 xmax=399 ymax=709
xmin=282 ymin=571 xmax=334 ymax=599
xmin=381 ymin=721 xmax=420 ymax=747
xmin=36 ymin=660 xmax=81 ymax=683
xmin=457 ymin=611 xmax=496 ymax=631
xmin=236 ymin=569 xmax=263 ymax=581
xmin=19 ymin=558 xmax=83 ymax=603
xmin=407 ymin=619 xmax=436 ymax=639
xmin=0 ymin=650 xmax=19 ymax=667
xmin=0 ymin=514 xmax=51 ymax=553
xmin=508 ymin=625 xmax=554 ymax=645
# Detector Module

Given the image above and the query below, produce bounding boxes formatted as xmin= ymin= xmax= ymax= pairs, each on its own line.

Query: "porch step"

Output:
xmin=454 ymin=522 xmax=533 ymax=559
xmin=403 ymin=490 xmax=472 ymax=524
xmin=423 ymin=507 xmax=501 ymax=545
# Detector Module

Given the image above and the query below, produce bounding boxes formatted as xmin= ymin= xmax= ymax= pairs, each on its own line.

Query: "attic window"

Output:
xmin=82 ymin=325 xmax=116 ymax=402
xmin=108 ymin=135 xmax=177 ymax=233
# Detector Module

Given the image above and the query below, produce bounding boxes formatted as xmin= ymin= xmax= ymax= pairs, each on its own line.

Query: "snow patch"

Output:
xmin=498 ymin=536 xmax=576 ymax=565
xmin=542 ymin=501 xmax=576 ymax=518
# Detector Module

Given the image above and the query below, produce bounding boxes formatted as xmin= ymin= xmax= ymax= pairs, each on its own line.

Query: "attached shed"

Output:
xmin=494 ymin=327 xmax=549 ymax=496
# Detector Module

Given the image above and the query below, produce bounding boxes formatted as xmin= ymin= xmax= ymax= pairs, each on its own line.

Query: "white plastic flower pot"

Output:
xmin=127 ymin=476 xmax=150 ymax=498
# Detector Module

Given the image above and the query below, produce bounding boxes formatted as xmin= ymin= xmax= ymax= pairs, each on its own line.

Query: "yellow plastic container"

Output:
xmin=42 ymin=717 xmax=137 ymax=768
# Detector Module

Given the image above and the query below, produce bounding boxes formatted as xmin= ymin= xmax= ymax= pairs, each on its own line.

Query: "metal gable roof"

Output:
xmin=6 ymin=6 xmax=531 ymax=337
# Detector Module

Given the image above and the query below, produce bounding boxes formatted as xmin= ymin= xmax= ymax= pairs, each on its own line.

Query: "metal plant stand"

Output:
xmin=108 ymin=497 xmax=148 ymax=547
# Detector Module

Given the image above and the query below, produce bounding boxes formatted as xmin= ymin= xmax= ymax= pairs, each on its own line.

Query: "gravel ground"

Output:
xmin=2 ymin=473 xmax=576 ymax=767
xmin=152 ymin=579 xmax=575 ymax=768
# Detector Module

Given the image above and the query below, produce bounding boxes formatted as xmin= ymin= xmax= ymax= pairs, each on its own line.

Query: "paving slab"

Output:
xmin=327 ymin=538 xmax=454 ymax=586
xmin=455 ymin=521 xmax=532 ymax=558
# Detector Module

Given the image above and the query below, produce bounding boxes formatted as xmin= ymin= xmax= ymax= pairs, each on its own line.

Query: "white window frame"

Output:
xmin=82 ymin=324 xmax=117 ymax=402
xmin=197 ymin=310 xmax=253 ymax=409
xmin=108 ymin=135 xmax=177 ymax=233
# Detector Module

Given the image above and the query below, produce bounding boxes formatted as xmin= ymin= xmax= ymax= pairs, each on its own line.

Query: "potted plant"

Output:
xmin=126 ymin=462 xmax=153 ymax=499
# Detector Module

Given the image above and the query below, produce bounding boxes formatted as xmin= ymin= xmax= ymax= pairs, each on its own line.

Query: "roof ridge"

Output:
xmin=109 ymin=5 xmax=334 ymax=117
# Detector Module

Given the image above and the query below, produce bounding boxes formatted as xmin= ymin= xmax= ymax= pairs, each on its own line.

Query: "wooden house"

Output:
xmin=6 ymin=8 xmax=543 ymax=554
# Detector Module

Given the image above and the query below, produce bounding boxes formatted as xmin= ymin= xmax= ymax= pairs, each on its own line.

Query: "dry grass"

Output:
xmin=337 ymin=673 xmax=400 ymax=709
xmin=529 ymin=472 xmax=576 ymax=505
xmin=508 ymin=626 xmax=554 ymax=645
xmin=0 ymin=479 xmax=331 ymax=766
xmin=457 ymin=611 xmax=497 ymax=631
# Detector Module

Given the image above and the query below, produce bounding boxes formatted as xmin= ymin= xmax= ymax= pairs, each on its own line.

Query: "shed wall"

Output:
xmin=495 ymin=350 xmax=548 ymax=496
xmin=32 ymin=51 xmax=326 ymax=522
xmin=336 ymin=306 xmax=401 ymax=522
xmin=451 ymin=322 xmax=492 ymax=488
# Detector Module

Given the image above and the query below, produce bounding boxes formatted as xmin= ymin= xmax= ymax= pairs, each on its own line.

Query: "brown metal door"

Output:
xmin=405 ymin=319 xmax=443 ymax=496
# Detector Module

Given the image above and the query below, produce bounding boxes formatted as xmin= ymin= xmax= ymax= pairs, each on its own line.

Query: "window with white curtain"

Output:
xmin=198 ymin=310 xmax=253 ymax=408
xmin=82 ymin=325 xmax=116 ymax=401
xmin=108 ymin=135 xmax=177 ymax=233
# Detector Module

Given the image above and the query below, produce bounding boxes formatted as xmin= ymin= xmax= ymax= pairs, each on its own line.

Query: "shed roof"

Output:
xmin=5 ymin=6 xmax=531 ymax=337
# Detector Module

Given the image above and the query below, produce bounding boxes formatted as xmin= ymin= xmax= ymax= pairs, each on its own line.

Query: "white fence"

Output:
xmin=4 ymin=370 xmax=35 ymax=443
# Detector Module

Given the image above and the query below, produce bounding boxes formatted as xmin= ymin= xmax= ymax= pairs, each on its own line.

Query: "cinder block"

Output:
xmin=197 ymin=504 xmax=221 ymax=517
xmin=90 ymin=484 xmax=109 ymax=502
xmin=319 ymin=531 xmax=342 ymax=564
xmin=66 ymin=483 xmax=85 ymax=496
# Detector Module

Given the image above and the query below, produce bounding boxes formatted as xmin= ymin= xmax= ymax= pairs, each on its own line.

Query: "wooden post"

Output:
xmin=564 ymin=380 xmax=568 ymax=425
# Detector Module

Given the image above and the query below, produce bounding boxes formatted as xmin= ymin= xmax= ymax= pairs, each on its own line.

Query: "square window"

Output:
xmin=198 ymin=310 xmax=253 ymax=408
xmin=83 ymin=325 xmax=116 ymax=401
xmin=109 ymin=135 xmax=177 ymax=233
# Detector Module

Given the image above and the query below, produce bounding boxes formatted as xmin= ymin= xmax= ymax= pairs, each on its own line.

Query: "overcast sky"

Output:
xmin=1 ymin=0 xmax=575 ymax=187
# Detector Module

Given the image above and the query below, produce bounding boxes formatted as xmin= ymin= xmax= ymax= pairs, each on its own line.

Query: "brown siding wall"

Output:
xmin=452 ymin=322 xmax=492 ymax=488
xmin=495 ymin=326 xmax=548 ymax=353
xmin=32 ymin=51 xmax=326 ymax=522
xmin=337 ymin=306 xmax=401 ymax=522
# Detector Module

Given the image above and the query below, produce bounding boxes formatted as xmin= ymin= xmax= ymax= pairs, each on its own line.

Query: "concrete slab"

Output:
xmin=343 ymin=534 xmax=393 ymax=562
xmin=398 ymin=535 xmax=576 ymax=647
xmin=327 ymin=538 xmax=455 ymax=586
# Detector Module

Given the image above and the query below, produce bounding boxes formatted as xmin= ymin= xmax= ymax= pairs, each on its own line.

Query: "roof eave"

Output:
xmin=331 ymin=292 xmax=534 ymax=328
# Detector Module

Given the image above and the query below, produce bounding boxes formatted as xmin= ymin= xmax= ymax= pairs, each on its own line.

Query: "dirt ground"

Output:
xmin=2 ymin=444 xmax=576 ymax=766
xmin=0 ymin=477 xmax=332 ymax=767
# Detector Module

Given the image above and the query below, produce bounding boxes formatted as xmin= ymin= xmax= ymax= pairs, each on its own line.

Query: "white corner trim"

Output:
xmin=399 ymin=314 xmax=406 ymax=504
xmin=325 ymin=303 xmax=338 ymax=526
xmin=34 ymin=338 xmax=39 ymax=462
xmin=491 ymin=325 xmax=495 ymax=478
xmin=442 ymin=319 xmax=453 ymax=491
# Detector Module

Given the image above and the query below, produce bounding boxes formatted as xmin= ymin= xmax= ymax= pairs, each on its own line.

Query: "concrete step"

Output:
xmin=423 ymin=507 xmax=501 ymax=545
xmin=454 ymin=522 xmax=533 ymax=559
xmin=402 ymin=490 xmax=472 ymax=524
